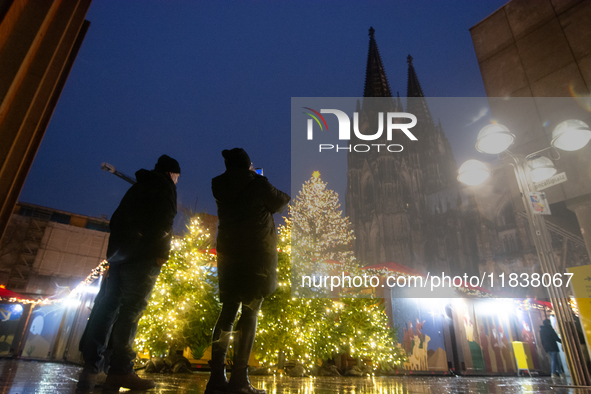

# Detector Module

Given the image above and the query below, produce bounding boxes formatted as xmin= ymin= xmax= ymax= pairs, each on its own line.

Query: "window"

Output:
xmin=86 ymin=221 xmax=110 ymax=233
xmin=50 ymin=212 xmax=71 ymax=224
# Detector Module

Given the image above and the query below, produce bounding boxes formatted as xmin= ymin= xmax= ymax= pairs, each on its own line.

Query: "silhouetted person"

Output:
xmin=78 ymin=155 xmax=180 ymax=391
xmin=540 ymin=318 xmax=564 ymax=377
xmin=206 ymin=148 xmax=290 ymax=394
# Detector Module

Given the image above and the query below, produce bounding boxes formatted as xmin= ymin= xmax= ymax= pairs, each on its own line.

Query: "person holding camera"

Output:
xmin=206 ymin=148 xmax=290 ymax=394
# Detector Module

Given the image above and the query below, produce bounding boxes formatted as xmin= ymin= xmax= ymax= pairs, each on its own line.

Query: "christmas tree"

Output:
xmin=254 ymin=172 xmax=405 ymax=372
xmin=336 ymin=298 xmax=405 ymax=369
xmin=135 ymin=215 xmax=221 ymax=359
xmin=254 ymin=222 xmax=339 ymax=370
xmin=291 ymin=171 xmax=355 ymax=297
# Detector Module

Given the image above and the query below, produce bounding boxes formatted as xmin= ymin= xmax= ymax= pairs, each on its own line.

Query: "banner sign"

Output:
xmin=528 ymin=192 xmax=551 ymax=215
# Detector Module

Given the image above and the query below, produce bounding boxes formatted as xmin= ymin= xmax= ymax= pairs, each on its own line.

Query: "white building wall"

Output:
xmin=27 ymin=223 xmax=109 ymax=294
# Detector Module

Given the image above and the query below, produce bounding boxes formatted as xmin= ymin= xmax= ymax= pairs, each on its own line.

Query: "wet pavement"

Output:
xmin=0 ymin=359 xmax=590 ymax=393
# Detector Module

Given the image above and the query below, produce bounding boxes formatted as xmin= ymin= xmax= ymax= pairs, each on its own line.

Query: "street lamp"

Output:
xmin=475 ymin=123 xmax=515 ymax=154
xmin=459 ymin=120 xmax=591 ymax=386
xmin=457 ymin=160 xmax=490 ymax=186
xmin=527 ymin=156 xmax=557 ymax=183
xmin=551 ymin=119 xmax=591 ymax=151
xmin=101 ymin=162 xmax=136 ymax=184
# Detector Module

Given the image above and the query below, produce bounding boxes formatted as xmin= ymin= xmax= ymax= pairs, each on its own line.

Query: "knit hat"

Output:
xmin=222 ymin=148 xmax=251 ymax=169
xmin=154 ymin=155 xmax=181 ymax=174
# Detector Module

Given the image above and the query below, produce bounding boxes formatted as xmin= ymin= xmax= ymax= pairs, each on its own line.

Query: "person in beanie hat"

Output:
xmin=77 ymin=155 xmax=180 ymax=392
xmin=206 ymin=148 xmax=290 ymax=394
xmin=540 ymin=319 xmax=564 ymax=378
xmin=155 ymin=154 xmax=181 ymax=174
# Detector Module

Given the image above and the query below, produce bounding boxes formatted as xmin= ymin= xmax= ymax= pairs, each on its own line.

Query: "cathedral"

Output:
xmin=346 ymin=28 xmax=589 ymax=289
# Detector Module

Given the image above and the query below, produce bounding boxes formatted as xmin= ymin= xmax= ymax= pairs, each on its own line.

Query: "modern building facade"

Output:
xmin=0 ymin=202 xmax=109 ymax=297
xmin=470 ymin=0 xmax=591 ymax=260
xmin=0 ymin=0 xmax=92 ymax=246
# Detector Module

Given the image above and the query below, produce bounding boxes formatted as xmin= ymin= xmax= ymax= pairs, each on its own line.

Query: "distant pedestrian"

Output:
xmin=77 ymin=155 xmax=180 ymax=392
xmin=540 ymin=318 xmax=564 ymax=377
xmin=206 ymin=148 xmax=290 ymax=394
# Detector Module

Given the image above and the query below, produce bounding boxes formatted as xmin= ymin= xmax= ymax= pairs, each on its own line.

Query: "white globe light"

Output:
xmin=476 ymin=124 xmax=515 ymax=154
xmin=458 ymin=160 xmax=490 ymax=186
xmin=527 ymin=155 xmax=557 ymax=183
xmin=551 ymin=119 xmax=591 ymax=151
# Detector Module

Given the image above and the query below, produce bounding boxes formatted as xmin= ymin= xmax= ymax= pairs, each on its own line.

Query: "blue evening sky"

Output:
xmin=19 ymin=0 xmax=508 ymax=226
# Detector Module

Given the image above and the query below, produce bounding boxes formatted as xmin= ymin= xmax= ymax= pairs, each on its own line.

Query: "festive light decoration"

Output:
xmin=0 ymin=260 xmax=109 ymax=305
xmin=82 ymin=260 xmax=109 ymax=286
xmin=134 ymin=215 xmax=221 ymax=359
xmin=291 ymin=171 xmax=356 ymax=297
xmin=254 ymin=172 xmax=405 ymax=372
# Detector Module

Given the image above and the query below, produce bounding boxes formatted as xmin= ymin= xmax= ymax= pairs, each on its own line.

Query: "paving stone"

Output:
xmin=0 ymin=359 xmax=589 ymax=393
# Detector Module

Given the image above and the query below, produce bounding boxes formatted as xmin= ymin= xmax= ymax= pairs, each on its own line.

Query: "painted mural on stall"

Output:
xmin=0 ymin=303 xmax=24 ymax=355
xmin=21 ymin=303 xmax=66 ymax=359
xmin=454 ymin=299 xmax=520 ymax=373
xmin=391 ymin=298 xmax=448 ymax=371
xmin=391 ymin=297 xmax=550 ymax=374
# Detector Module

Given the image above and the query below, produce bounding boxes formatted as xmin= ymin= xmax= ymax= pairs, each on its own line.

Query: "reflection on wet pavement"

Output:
xmin=1 ymin=359 xmax=590 ymax=393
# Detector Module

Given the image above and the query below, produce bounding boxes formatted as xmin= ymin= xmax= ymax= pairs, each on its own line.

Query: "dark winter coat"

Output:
xmin=212 ymin=168 xmax=290 ymax=303
xmin=540 ymin=324 xmax=562 ymax=353
xmin=107 ymin=169 xmax=177 ymax=264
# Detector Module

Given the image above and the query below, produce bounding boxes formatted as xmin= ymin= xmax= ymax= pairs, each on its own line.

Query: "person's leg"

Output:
xmin=557 ymin=351 xmax=565 ymax=375
xmin=108 ymin=262 xmax=160 ymax=373
xmin=228 ymin=298 xmax=264 ymax=394
xmin=550 ymin=351 xmax=559 ymax=376
xmin=78 ymin=265 xmax=123 ymax=376
xmin=104 ymin=261 xmax=161 ymax=390
xmin=77 ymin=265 xmax=123 ymax=390
xmin=206 ymin=301 xmax=241 ymax=394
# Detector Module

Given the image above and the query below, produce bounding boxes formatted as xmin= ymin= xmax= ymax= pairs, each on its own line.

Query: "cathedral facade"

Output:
xmin=346 ymin=29 xmax=589 ymax=288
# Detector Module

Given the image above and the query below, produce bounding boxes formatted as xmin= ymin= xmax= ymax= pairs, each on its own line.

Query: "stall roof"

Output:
xmin=0 ymin=286 xmax=33 ymax=300
xmin=362 ymin=262 xmax=425 ymax=277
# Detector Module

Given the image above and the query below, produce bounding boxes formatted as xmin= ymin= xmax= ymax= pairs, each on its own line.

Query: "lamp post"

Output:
xmin=459 ymin=120 xmax=591 ymax=386
xmin=101 ymin=162 xmax=136 ymax=184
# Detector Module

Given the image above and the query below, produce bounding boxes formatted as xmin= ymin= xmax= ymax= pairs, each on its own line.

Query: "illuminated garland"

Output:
xmin=0 ymin=260 xmax=109 ymax=305
xmin=82 ymin=259 xmax=109 ymax=286
xmin=569 ymin=297 xmax=579 ymax=317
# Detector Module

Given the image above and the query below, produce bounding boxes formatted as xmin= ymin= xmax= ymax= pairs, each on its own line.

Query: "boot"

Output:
xmin=103 ymin=371 xmax=155 ymax=391
xmin=205 ymin=360 xmax=229 ymax=394
xmin=206 ymin=326 xmax=233 ymax=394
xmin=227 ymin=313 xmax=265 ymax=394
xmin=227 ymin=366 xmax=265 ymax=394
xmin=76 ymin=368 xmax=99 ymax=391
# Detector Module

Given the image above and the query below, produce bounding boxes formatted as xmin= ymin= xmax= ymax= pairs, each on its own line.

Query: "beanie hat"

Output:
xmin=222 ymin=148 xmax=251 ymax=169
xmin=154 ymin=155 xmax=181 ymax=174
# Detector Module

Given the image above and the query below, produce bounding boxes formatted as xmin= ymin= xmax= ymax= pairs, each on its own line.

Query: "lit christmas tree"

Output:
xmin=336 ymin=298 xmax=405 ymax=369
xmin=254 ymin=172 xmax=405 ymax=372
xmin=135 ymin=215 xmax=221 ymax=359
xmin=291 ymin=171 xmax=355 ymax=297
xmin=254 ymin=222 xmax=338 ymax=370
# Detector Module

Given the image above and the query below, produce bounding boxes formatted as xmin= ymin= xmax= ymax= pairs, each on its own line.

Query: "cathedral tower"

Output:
xmin=346 ymin=28 xmax=469 ymax=274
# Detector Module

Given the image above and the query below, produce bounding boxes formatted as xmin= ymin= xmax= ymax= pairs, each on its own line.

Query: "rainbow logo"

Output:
xmin=303 ymin=107 xmax=329 ymax=131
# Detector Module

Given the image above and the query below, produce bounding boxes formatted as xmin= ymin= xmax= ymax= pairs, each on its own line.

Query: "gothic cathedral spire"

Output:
xmin=363 ymin=27 xmax=393 ymax=98
xmin=406 ymin=54 xmax=425 ymax=97
xmin=406 ymin=54 xmax=433 ymax=125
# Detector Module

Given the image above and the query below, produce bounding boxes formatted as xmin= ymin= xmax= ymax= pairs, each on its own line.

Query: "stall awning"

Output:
xmin=0 ymin=285 xmax=32 ymax=300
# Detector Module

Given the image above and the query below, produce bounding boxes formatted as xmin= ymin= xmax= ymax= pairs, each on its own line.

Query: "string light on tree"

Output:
xmin=135 ymin=215 xmax=221 ymax=359
xmin=254 ymin=172 xmax=405 ymax=372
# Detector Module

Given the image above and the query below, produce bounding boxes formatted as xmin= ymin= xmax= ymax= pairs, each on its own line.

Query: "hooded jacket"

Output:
xmin=212 ymin=168 xmax=290 ymax=303
xmin=540 ymin=323 xmax=561 ymax=353
xmin=107 ymin=169 xmax=177 ymax=264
